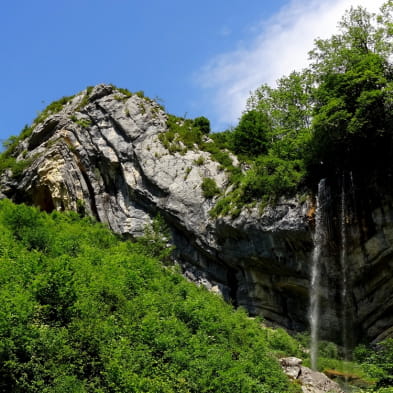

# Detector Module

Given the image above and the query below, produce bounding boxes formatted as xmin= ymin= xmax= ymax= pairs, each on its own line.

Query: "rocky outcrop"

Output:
xmin=280 ymin=357 xmax=344 ymax=393
xmin=1 ymin=84 xmax=392 ymax=345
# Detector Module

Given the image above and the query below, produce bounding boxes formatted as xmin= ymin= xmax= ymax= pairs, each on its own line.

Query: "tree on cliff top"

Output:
xmin=308 ymin=2 xmax=393 ymax=177
xmin=231 ymin=1 xmax=393 ymax=192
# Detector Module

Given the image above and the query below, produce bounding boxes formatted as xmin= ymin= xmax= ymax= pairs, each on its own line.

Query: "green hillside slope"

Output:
xmin=0 ymin=199 xmax=301 ymax=393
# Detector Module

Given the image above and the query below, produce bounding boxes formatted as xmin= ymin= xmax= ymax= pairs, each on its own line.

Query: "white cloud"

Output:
xmin=199 ymin=0 xmax=386 ymax=129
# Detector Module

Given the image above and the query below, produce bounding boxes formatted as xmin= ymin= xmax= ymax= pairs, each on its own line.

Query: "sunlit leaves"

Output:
xmin=0 ymin=200 xmax=299 ymax=392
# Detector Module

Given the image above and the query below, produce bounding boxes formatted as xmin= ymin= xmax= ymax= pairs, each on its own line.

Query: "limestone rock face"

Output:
xmin=280 ymin=357 xmax=344 ymax=393
xmin=1 ymin=84 xmax=393 ymax=344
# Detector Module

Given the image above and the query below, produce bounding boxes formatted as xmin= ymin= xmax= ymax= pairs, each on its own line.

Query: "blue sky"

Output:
xmin=0 ymin=0 xmax=384 ymax=143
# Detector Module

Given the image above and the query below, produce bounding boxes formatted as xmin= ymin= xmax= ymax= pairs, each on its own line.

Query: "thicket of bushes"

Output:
xmin=0 ymin=200 xmax=392 ymax=392
xmin=0 ymin=199 xmax=303 ymax=393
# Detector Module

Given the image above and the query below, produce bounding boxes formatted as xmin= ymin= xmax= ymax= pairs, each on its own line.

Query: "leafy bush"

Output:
xmin=353 ymin=339 xmax=393 ymax=388
xmin=135 ymin=214 xmax=174 ymax=263
xmin=193 ymin=116 xmax=211 ymax=134
xmin=0 ymin=199 xmax=301 ymax=393
xmin=230 ymin=110 xmax=271 ymax=157
xmin=201 ymin=177 xmax=220 ymax=198
xmin=159 ymin=114 xmax=204 ymax=154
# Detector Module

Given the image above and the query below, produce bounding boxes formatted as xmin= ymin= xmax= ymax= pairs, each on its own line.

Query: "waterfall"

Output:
xmin=340 ymin=174 xmax=349 ymax=360
xmin=310 ymin=179 xmax=326 ymax=370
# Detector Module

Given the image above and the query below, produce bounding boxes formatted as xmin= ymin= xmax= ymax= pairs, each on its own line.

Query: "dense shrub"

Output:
xmin=0 ymin=199 xmax=301 ymax=393
xmin=201 ymin=177 xmax=221 ymax=198
xmin=230 ymin=110 xmax=271 ymax=157
xmin=193 ymin=116 xmax=211 ymax=134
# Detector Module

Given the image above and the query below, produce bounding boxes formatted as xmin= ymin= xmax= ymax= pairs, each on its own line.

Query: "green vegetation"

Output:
xmin=291 ymin=333 xmax=393 ymax=392
xmin=0 ymin=125 xmax=37 ymax=180
xmin=5 ymin=2 xmax=393 ymax=216
xmin=0 ymin=199 xmax=304 ymax=393
xmin=72 ymin=117 xmax=92 ymax=129
xmin=353 ymin=339 xmax=393 ymax=391
xmin=208 ymin=2 xmax=393 ymax=215
xmin=34 ymin=95 xmax=75 ymax=127
xmin=0 ymin=156 xmax=32 ymax=180
xmin=193 ymin=155 xmax=205 ymax=166
xmin=201 ymin=177 xmax=221 ymax=198
xmin=193 ymin=116 xmax=211 ymax=135
xmin=0 ymin=84 xmax=163 ymax=179
xmin=0 ymin=188 xmax=391 ymax=393
xmin=159 ymin=114 xmax=206 ymax=154
xmin=114 ymin=86 xmax=133 ymax=98
xmin=0 ymin=91 xmax=79 ymax=179
xmin=1 ymin=95 xmax=74 ymax=159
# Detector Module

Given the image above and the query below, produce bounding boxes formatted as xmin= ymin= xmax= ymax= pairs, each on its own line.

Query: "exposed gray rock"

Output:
xmin=280 ymin=357 xmax=344 ymax=393
xmin=1 ymin=84 xmax=392 ymax=345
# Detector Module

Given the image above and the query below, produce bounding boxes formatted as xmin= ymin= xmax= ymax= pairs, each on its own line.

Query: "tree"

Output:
xmin=193 ymin=116 xmax=211 ymax=135
xmin=230 ymin=110 xmax=271 ymax=157
xmin=247 ymin=71 xmax=314 ymax=162
xmin=308 ymin=4 xmax=393 ymax=175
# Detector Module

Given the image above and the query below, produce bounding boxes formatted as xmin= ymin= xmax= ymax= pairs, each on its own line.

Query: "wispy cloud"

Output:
xmin=199 ymin=0 xmax=386 ymax=129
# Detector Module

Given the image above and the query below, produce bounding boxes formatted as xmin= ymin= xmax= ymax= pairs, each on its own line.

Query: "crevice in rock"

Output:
xmin=28 ymin=117 xmax=60 ymax=150
xmin=78 ymin=165 xmax=99 ymax=220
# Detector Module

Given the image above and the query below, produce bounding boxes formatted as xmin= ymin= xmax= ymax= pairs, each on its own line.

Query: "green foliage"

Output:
xmin=309 ymin=50 xmax=393 ymax=176
xmin=353 ymin=339 xmax=393 ymax=389
xmin=242 ymin=156 xmax=304 ymax=203
xmin=136 ymin=214 xmax=174 ymax=263
xmin=1 ymin=125 xmax=34 ymax=157
xmin=209 ymin=155 xmax=304 ymax=217
xmin=159 ymin=114 xmax=204 ymax=154
xmin=0 ymin=199 xmax=299 ymax=393
xmin=34 ymin=95 xmax=74 ymax=126
xmin=207 ymin=70 xmax=312 ymax=216
xmin=306 ymin=4 xmax=393 ymax=178
xmin=266 ymin=328 xmax=303 ymax=358
xmin=230 ymin=110 xmax=271 ymax=157
xmin=209 ymin=2 xmax=393 ymax=215
xmin=1 ymin=200 xmax=51 ymax=251
xmin=289 ymin=333 xmax=393 ymax=392
xmin=74 ymin=118 xmax=92 ymax=128
xmin=193 ymin=116 xmax=211 ymax=134
xmin=201 ymin=177 xmax=221 ymax=198
xmin=75 ymin=86 xmax=94 ymax=111
xmin=0 ymin=156 xmax=32 ymax=179
xmin=116 ymin=86 xmax=133 ymax=98
xmin=0 ymin=128 xmax=34 ymax=178
xmin=193 ymin=155 xmax=205 ymax=166
xmin=0 ymin=93 xmax=74 ymax=176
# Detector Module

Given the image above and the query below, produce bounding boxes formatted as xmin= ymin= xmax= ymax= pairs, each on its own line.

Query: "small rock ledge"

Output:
xmin=280 ymin=357 xmax=344 ymax=393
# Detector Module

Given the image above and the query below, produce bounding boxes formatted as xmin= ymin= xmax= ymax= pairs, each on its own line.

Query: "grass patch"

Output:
xmin=201 ymin=177 xmax=220 ymax=198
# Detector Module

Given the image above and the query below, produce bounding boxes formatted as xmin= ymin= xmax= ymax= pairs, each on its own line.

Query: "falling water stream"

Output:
xmin=340 ymin=175 xmax=349 ymax=361
xmin=310 ymin=176 xmax=352 ymax=371
xmin=310 ymin=179 xmax=326 ymax=370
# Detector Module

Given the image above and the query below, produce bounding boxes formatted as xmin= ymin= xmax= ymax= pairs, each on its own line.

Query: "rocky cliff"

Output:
xmin=1 ymin=84 xmax=392 ymax=345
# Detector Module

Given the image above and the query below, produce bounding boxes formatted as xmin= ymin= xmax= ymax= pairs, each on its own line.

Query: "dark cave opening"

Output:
xmin=32 ymin=186 xmax=55 ymax=213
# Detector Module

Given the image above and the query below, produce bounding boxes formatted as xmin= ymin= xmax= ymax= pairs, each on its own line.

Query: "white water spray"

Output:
xmin=310 ymin=179 xmax=326 ymax=370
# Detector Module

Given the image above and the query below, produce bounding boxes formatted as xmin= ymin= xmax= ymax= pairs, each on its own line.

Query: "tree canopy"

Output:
xmin=223 ymin=1 xmax=393 ymax=203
